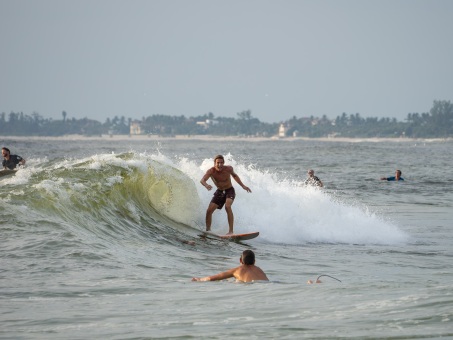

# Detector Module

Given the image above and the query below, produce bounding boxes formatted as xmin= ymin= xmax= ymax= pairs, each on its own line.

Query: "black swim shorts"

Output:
xmin=211 ymin=187 xmax=236 ymax=209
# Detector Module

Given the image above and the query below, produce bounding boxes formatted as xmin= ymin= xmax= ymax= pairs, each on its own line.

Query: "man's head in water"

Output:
xmin=241 ymin=250 xmax=255 ymax=265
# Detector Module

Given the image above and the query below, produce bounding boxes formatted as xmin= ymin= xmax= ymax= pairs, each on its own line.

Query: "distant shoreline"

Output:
xmin=1 ymin=134 xmax=451 ymax=143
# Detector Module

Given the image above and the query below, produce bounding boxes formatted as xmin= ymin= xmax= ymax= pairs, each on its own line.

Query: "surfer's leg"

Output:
xmin=225 ymin=198 xmax=234 ymax=234
xmin=205 ymin=203 xmax=218 ymax=231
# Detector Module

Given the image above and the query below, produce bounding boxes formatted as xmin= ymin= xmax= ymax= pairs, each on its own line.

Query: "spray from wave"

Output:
xmin=189 ymin=153 xmax=408 ymax=245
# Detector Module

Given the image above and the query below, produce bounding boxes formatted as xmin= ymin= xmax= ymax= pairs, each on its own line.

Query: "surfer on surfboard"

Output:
xmin=200 ymin=154 xmax=251 ymax=235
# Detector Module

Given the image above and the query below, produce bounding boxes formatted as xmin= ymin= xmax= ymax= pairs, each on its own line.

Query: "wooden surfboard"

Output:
xmin=200 ymin=231 xmax=259 ymax=242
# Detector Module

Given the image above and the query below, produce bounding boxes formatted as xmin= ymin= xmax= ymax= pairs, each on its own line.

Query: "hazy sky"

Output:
xmin=1 ymin=0 xmax=452 ymax=123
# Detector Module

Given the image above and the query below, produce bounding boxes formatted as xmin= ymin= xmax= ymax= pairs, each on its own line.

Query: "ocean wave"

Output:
xmin=1 ymin=151 xmax=407 ymax=246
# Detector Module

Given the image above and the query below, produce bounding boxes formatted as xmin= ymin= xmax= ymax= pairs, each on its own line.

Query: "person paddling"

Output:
xmin=381 ymin=169 xmax=404 ymax=181
xmin=192 ymin=250 xmax=269 ymax=282
xmin=2 ymin=147 xmax=26 ymax=170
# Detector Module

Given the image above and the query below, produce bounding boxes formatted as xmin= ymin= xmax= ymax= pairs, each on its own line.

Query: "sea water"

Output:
xmin=1 ymin=137 xmax=452 ymax=339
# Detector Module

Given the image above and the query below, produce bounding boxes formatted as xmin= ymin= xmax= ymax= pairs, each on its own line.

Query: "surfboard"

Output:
xmin=200 ymin=231 xmax=259 ymax=241
xmin=0 ymin=169 xmax=17 ymax=178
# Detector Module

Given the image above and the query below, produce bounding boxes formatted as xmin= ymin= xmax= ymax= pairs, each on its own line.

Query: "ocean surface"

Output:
xmin=1 ymin=137 xmax=452 ymax=339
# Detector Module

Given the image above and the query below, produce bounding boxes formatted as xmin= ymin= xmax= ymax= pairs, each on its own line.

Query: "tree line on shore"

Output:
xmin=1 ymin=100 xmax=452 ymax=138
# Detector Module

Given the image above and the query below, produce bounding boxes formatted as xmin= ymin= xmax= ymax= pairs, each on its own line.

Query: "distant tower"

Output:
xmin=278 ymin=123 xmax=286 ymax=138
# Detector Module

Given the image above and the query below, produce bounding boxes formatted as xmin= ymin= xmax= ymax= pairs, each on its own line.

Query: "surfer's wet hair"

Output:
xmin=214 ymin=155 xmax=224 ymax=163
xmin=242 ymin=250 xmax=255 ymax=265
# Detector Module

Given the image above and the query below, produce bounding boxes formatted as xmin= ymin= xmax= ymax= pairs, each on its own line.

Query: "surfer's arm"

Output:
xmin=200 ymin=169 xmax=213 ymax=191
xmin=231 ymin=171 xmax=251 ymax=193
xmin=192 ymin=268 xmax=236 ymax=282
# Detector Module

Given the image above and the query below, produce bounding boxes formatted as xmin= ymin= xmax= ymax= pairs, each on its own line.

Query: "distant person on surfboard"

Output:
xmin=200 ymin=154 xmax=251 ymax=235
xmin=2 ymin=147 xmax=26 ymax=170
xmin=304 ymin=169 xmax=323 ymax=187
xmin=192 ymin=250 xmax=268 ymax=282
xmin=381 ymin=169 xmax=404 ymax=181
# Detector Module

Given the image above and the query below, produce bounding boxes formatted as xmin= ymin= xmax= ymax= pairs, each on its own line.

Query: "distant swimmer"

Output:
xmin=200 ymin=154 xmax=251 ymax=235
xmin=2 ymin=147 xmax=26 ymax=170
xmin=192 ymin=250 xmax=269 ymax=283
xmin=381 ymin=169 xmax=404 ymax=181
xmin=304 ymin=169 xmax=323 ymax=187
